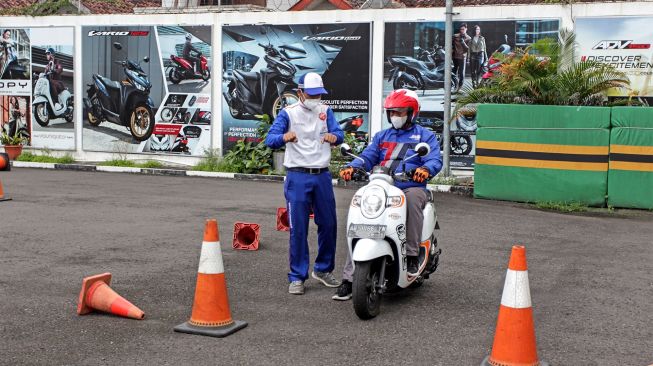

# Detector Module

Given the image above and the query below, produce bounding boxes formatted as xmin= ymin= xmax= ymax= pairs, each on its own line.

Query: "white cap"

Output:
xmin=298 ymin=72 xmax=328 ymax=96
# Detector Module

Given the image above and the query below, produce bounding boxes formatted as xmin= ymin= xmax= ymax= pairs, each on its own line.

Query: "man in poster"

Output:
xmin=265 ymin=72 xmax=344 ymax=295
xmin=452 ymin=23 xmax=471 ymax=92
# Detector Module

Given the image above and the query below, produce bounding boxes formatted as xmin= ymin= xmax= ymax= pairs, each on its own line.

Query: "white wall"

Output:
xmin=2 ymin=1 xmax=653 ymax=165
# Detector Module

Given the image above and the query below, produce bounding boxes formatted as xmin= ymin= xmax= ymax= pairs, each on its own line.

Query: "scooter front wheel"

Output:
xmin=33 ymin=103 xmax=50 ymax=127
xmin=129 ymin=104 xmax=155 ymax=142
xmin=352 ymin=259 xmax=383 ymax=320
xmin=201 ymin=69 xmax=210 ymax=81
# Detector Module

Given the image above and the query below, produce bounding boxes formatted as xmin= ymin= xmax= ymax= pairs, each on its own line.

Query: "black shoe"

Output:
xmin=332 ymin=280 xmax=352 ymax=301
xmin=407 ymin=256 xmax=419 ymax=277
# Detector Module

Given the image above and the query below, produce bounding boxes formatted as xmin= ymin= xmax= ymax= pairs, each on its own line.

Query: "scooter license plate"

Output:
xmin=347 ymin=224 xmax=386 ymax=239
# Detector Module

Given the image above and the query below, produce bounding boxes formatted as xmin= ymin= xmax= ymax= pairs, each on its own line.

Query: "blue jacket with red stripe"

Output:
xmin=347 ymin=124 xmax=443 ymax=190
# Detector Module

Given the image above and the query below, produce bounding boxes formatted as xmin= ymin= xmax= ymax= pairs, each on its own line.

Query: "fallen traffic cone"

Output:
xmin=0 ymin=153 xmax=9 ymax=171
xmin=174 ymin=219 xmax=247 ymax=337
xmin=481 ymin=245 xmax=548 ymax=366
xmin=233 ymin=222 xmax=260 ymax=250
xmin=77 ymin=273 xmax=145 ymax=320
xmin=276 ymin=207 xmax=289 ymax=232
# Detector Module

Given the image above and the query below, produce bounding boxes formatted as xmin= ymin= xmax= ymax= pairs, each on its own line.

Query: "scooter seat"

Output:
xmin=99 ymin=76 xmax=121 ymax=90
xmin=233 ymin=70 xmax=258 ymax=82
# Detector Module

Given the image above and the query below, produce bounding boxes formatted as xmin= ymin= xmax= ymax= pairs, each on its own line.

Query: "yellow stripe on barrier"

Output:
xmin=476 ymin=156 xmax=609 ymax=171
xmin=476 ymin=141 xmax=609 ymax=155
xmin=610 ymin=144 xmax=653 ymax=155
xmin=609 ymin=161 xmax=653 ymax=172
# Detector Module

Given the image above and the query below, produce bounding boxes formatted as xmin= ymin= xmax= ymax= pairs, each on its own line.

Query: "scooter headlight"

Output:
xmin=386 ymin=195 xmax=404 ymax=208
xmin=361 ymin=186 xmax=386 ymax=219
xmin=126 ymin=70 xmax=146 ymax=91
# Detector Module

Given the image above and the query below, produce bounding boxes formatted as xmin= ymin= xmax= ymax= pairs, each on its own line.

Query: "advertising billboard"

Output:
xmin=82 ymin=25 xmax=212 ymax=156
xmin=1 ymin=27 xmax=75 ymax=150
xmin=221 ymin=23 xmax=371 ymax=153
xmin=384 ymin=19 xmax=559 ymax=169
xmin=576 ymin=17 xmax=653 ymax=99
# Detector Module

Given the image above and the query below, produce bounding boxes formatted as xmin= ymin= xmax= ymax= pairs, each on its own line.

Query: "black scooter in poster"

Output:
xmin=223 ymin=28 xmax=298 ymax=120
xmin=84 ymin=42 xmax=155 ymax=142
xmin=387 ymin=44 xmax=458 ymax=92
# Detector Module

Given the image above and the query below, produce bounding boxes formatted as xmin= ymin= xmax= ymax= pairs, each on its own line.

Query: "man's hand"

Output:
xmin=339 ymin=167 xmax=354 ymax=181
xmin=322 ymin=133 xmax=337 ymax=144
xmin=283 ymin=131 xmax=298 ymax=143
xmin=412 ymin=167 xmax=430 ymax=183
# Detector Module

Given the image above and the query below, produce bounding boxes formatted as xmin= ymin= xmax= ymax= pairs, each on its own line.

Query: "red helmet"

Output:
xmin=384 ymin=89 xmax=420 ymax=127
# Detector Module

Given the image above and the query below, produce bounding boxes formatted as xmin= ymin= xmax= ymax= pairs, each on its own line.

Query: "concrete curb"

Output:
xmin=9 ymin=161 xmax=473 ymax=196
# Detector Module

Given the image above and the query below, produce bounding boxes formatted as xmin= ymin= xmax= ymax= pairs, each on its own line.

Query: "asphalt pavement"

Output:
xmin=1 ymin=168 xmax=652 ymax=365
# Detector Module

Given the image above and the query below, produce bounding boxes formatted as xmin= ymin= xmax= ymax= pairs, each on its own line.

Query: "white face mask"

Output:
xmin=390 ymin=115 xmax=408 ymax=129
xmin=302 ymin=98 xmax=321 ymax=110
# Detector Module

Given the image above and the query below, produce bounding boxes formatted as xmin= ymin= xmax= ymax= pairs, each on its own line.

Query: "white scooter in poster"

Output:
xmin=32 ymin=70 xmax=74 ymax=126
xmin=341 ymin=142 xmax=441 ymax=320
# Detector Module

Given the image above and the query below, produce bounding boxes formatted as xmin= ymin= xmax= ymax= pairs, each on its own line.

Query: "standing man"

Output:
xmin=265 ymin=72 xmax=344 ymax=295
xmin=452 ymin=23 xmax=471 ymax=93
xmin=44 ymin=48 xmax=64 ymax=108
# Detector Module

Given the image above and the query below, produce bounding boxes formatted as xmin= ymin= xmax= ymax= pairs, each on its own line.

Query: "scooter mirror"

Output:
xmin=415 ymin=142 xmax=430 ymax=157
xmin=113 ymin=42 xmax=122 ymax=50
xmin=340 ymin=143 xmax=352 ymax=157
xmin=143 ymin=56 xmax=150 ymax=63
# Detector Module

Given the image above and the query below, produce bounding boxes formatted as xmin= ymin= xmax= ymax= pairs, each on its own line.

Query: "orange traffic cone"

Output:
xmin=77 ymin=273 xmax=145 ymax=320
xmin=233 ymin=222 xmax=260 ymax=250
xmin=174 ymin=219 xmax=247 ymax=337
xmin=0 ymin=152 xmax=9 ymax=171
xmin=482 ymin=245 xmax=548 ymax=366
xmin=276 ymin=207 xmax=289 ymax=232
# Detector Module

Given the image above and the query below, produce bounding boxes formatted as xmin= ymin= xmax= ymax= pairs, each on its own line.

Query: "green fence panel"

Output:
xmin=608 ymin=127 xmax=653 ymax=209
xmin=474 ymin=127 xmax=609 ymax=206
xmin=477 ymin=104 xmax=611 ymax=129
xmin=611 ymin=107 xmax=653 ymax=128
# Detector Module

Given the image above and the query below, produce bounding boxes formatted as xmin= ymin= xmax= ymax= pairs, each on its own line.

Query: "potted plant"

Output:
xmin=1 ymin=132 xmax=27 ymax=160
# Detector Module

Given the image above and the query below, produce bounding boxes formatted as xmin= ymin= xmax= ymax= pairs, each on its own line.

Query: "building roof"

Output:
xmin=81 ymin=0 xmax=160 ymax=14
xmin=1 ymin=0 xmax=160 ymax=15
xmin=380 ymin=0 xmax=629 ymax=6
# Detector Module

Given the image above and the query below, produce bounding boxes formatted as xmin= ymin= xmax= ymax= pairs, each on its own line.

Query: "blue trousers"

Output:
xmin=284 ymin=170 xmax=337 ymax=282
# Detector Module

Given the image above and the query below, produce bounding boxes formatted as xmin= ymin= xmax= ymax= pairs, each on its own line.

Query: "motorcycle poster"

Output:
xmin=81 ymin=25 xmax=212 ymax=156
xmin=30 ymin=27 xmax=75 ymax=150
xmin=221 ymin=23 xmax=372 ymax=152
xmin=1 ymin=27 xmax=76 ymax=150
xmin=384 ymin=20 xmax=559 ymax=169
xmin=576 ymin=17 xmax=653 ymax=102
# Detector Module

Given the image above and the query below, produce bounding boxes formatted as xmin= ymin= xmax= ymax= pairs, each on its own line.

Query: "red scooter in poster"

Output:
xmin=168 ymin=54 xmax=210 ymax=84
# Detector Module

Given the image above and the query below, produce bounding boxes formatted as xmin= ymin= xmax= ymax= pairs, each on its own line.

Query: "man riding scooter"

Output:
xmin=334 ymin=89 xmax=443 ymax=300
xmin=183 ymin=33 xmax=201 ymax=74
xmin=44 ymin=48 xmax=64 ymax=109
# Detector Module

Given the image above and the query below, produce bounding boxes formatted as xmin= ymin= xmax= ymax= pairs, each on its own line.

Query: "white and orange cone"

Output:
xmin=482 ymin=245 xmax=548 ymax=366
xmin=77 ymin=273 xmax=145 ymax=320
xmin=174 ymin=219 xmax=247 ymax=337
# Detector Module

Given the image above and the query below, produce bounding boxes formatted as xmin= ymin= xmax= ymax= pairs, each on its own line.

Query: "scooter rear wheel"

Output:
xmin=352 ymin=259 xmax=383 ymax=320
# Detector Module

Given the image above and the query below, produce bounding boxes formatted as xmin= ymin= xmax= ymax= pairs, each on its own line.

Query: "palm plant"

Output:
xmin=455 ymin=29 xmax=631 ymax=111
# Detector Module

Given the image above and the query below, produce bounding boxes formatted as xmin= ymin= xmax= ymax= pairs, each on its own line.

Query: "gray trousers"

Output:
xmin=342 ymin=187 xmax=428 ymax=281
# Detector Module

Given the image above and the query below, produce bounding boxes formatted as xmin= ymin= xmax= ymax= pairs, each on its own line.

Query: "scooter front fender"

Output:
xmin=352 ymin=238 xmax=394 ymax=262
xmin=32 ymin=96 xmax=49 ymax=105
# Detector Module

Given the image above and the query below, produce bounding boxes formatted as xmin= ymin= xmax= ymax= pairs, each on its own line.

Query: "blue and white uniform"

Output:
xmin=347 ymin=123 xmax=443 ymax=188
xmin=266 ymin=102 xmax=344 ymax=282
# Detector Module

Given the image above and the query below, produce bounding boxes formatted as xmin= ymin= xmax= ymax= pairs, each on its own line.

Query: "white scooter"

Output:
xmin=32 ymin=71 xmax=74 ymax=127
xmin=341 ymin=143 xmax=441 ymax=320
